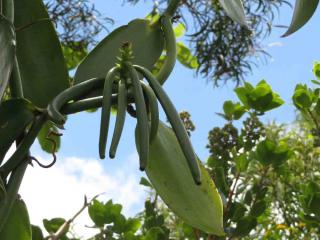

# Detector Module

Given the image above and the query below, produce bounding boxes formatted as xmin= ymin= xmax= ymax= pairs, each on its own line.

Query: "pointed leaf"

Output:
xmin=31 ymin=225 xmax=44 ymax=240
xmin=218 ymin=0 xmax=247 ymax=26
xmin=0 ymin=16 xmax=15 ymax=101
xmin=282 ymin=0 xmax=319 ymax=37
xmin=14 ymin=0 xmax=69 ymax=107
xmin=74 ymin=19 xmax=164 ymax=89
xmin=139 ymin=122 xmax=225 ymax=236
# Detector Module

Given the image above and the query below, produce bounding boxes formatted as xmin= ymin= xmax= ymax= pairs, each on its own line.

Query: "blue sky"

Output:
xmin=53 ymin=1 xmax=320 ymax=161
xmin=20 ymin=1 xmax=320 ymax=236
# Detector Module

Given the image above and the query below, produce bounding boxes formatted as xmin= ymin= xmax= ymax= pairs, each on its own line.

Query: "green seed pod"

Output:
xmin=99 ymin=67 xmax=120 ymax=159
xmin=140 ymin=81 xmax=159 ymax=142
xmin=136 ymin=121 xmax=224 ymax=235
xmin=126 ymin=63 xmax=149 ymax=170
xmin=156 ymin=14 xmax=176 ymax=85
xmin=109 ymin=79 xmax=127 ymax=159
xmin=134 ymin=65 xmax=201 ymax=184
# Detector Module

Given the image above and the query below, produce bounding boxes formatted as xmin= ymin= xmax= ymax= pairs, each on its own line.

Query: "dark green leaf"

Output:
xmin=250 ymin=200 xmax=267 ymax=217
xmin=14 ymin=0 xmax=69 ymax=107
xmin=233 ymin=216 xmax=257 ymax=237
xmin=37 ymin=121 xmax=61 ymax=154
xmin=0 ymin=98 xmax=35 ymax=161
xmin=292 ymin=88 xmax=313 ymax=109
xmin=230 ymin=202 xmax=247 ymax=222
xmin=43 ymin=218 xmax=67 ymax=235
xmin=0 ymin=199 xmax=32 ymax=240
xmin=0 ymin=16 xmax=15 ymax=101
xmin=145 ymin=227 xmax=165 ymax=240
xmin=139 ymin=177 xmax=153 ymax=188
xmin=74 ymin=19 xmax=164 ymax=87
xmin=31 ymin=225 xmax=44 ymax=240
xmin=235 ymin=154 xmax=248 ymax=172
xmin=282 ymin=0 xmax=319 ymax=37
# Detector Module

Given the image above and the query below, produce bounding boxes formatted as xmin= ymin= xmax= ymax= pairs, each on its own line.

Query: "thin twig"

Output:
xmin=46 ymin=193 xmax=102 ymax=240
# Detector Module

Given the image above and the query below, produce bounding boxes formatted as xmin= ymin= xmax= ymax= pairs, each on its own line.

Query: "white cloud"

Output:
xmin=268 ymin=42 xmax=284 ymax=48
xmin=18 ymin=152 xmax=147 ymax=238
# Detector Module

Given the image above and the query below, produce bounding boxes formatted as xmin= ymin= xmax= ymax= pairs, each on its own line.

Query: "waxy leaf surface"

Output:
xmin=0 ymin=199 xmax=32 ymax=240
xmin=75 ymin=19 xmax=164 ymax=87
xmin=143 ymin=122 xmax=224 ymax=235
xmin=0 ymin=16 xmax=15 ymax=101
xmin=14 ymin=0 xmax=69 ymax=107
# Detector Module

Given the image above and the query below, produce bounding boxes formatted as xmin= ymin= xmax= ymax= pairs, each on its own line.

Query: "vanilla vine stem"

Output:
xmin=164 ymin=0 xmax=181 ymax=17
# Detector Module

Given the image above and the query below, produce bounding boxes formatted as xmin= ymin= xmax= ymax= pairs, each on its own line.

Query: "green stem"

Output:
xmin=0 ymin=115 xmax=46 ymax=178
xmin=0 ymin=160 xmax=28 ymax=233
xmin=156 ymin=14 xmax=176 ymax=85
xmin=164 ymin=0 xmax=181 ymax=17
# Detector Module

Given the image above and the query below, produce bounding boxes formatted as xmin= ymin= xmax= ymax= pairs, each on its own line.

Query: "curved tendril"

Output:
xmin=156 ymin=14 xmax=177 ymax=85
xmin=99 ymin=67 xmax=120 ymax=159
xmin=134 ymin=65 xmax=201 ymax=184
xmin=140 ymin=81 xmax=159 ymax=142
xmin=109 ymin=80 xmax=127 ymax=159
xmin=47 ymin=77 xmax=105 ymax=126
xmin=126 ymin=63 xmax=149 ymax=171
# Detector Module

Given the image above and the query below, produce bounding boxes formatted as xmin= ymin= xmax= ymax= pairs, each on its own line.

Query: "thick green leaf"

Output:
xmin=218 ymin=0 xmax=247 ymax=26
xmin=235 ymin=80 xmax=284 ymax=112
xmin=43 ymin=218 xmax=67 ymax=235
xmin=313 ymin=61 xmax=320 ymax=80
xmin=0 ymin=198 xmax=32 ymax=240
xmin=142 ymin=122 xmax=224 ymax=236
xmin=74 ymin=19 xmax=164 ymax=86
xmin=176 ymin=42 xmax=199 ymax=69
xmin=282 ymin=0 xmax=319 ymax=37
xmin=31 ymin=225 xmax=44 ymax=240
xmin=0 ymin=98 xmax=35 ymax=161
xmin=292 ymin=88 xmax=313 ymax=109
xmin=0 ymin=16 xmax=15 ymax=101
xmin=37 ymin=121 xmax=61 ymax=154
xmin=14 ymin=0 xmax=69 ymax=107
xmin=222 ymin=101 xmax=246 ymax=120
xmin=88 ymin=199 xmax=107 ymax=227
xmin=230 ymin=202 xmax=247 ymax=222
